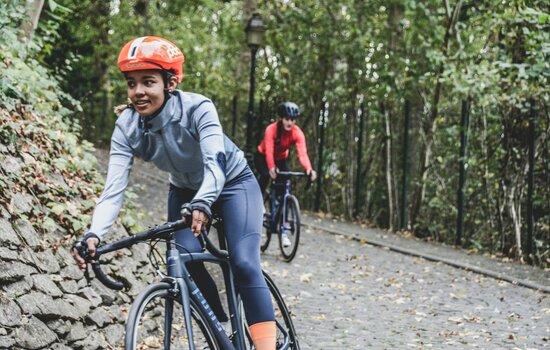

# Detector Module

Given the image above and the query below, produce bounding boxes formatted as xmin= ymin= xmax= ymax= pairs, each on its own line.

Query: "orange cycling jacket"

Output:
xmin=257 ymin=121 xmax=313 ymax=171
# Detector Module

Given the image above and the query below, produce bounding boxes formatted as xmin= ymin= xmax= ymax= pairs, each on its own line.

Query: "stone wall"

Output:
xmin=0 ymin=177 xmax=155 ymax=349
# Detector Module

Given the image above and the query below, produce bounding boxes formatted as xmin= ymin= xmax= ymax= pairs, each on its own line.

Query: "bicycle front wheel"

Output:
xmin=279 ymin=195 xmax=301 ymax=262
xmin=261 ymin=194 xmax=272 ymax=252
xmin=125 ymin=281 xmax=220 ymax=350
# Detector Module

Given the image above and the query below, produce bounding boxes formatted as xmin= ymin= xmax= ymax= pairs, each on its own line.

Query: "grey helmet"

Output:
xmin=277 ymin=101 xmax=300 ymax=119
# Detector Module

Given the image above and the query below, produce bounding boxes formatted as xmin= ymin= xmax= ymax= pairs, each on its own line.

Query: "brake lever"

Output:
xmin=73 ymin=240 xmax=93 ymax=286
xmin=305 ymin=172 xmax=313 ymax=190
xmin=84 ymin=264 xmax=92 ymax=287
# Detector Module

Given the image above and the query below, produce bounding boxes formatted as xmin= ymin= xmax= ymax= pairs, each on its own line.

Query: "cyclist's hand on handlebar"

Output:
xmin=269 ymin=167 xmax=278 ymax=179
xmin=180 ymin=203 xmax=211 ymax=236
xmin=71 ymin=237 xmax=99 ymax=272
xmin=190 ymin=210 xmax=209 ymax=237
xmin=307 ymin=169 xmax=317 ymax=181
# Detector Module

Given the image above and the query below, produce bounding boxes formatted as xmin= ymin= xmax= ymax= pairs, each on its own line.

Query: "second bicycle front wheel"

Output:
xmin=279 ymin=195 xmax=301 ymax=262
xmin=125 ymin=281 xmax=220 ymax=350
xmin=261 ymin=194 xmax=273 ymax=252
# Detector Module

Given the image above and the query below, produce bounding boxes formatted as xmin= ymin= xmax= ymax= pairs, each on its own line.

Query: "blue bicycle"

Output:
xmin=74 ymin=206 xmax=301 ymax=349
xmin=261 ymin=171 xmax=310 ymax=262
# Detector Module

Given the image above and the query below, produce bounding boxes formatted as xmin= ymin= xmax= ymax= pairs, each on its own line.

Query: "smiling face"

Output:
xmin=125 ymin=70 xmax=177 ymax=117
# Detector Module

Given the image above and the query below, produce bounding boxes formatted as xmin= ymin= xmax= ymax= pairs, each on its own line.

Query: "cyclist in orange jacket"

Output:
xmin=255 ymin=102 xmax=317 ymax=246
xmin=255 ymin=101 xmax=317 ymax=192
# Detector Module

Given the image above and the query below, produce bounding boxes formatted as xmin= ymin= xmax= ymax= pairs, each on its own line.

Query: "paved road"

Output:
xmin=266 ymin=226 xmax=548 ymax=349
xmin=96 ymin=151 xmax=549 ymax=349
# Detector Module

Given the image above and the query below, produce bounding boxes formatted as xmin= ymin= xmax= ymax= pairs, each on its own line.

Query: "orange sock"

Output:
xmin=249 ymin=321 xmax=276 ymax=350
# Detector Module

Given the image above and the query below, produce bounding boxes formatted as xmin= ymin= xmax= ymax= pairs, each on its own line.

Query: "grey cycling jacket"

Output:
xmin=88 ymin=90 xmax=247 ymax=240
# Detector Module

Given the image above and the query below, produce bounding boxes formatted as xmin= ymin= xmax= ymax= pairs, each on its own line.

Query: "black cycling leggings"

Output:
xmin=254 ymin=152 xmax=289 ymax=195
xmin=167 ymin=168 xmax=274 ymax=325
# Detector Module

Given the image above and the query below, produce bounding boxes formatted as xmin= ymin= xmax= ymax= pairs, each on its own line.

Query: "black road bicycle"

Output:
xmin=261 ymin=171 xmax=310 ymax=262
xmin=74 ymin=206 xmax=300 ymax=350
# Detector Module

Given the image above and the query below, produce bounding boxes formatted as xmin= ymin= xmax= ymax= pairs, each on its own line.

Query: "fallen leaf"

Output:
xmin=448 ymin=316 xmax=463 ymax=324
xmin=300 ymin=273 xmax=312 ymax=283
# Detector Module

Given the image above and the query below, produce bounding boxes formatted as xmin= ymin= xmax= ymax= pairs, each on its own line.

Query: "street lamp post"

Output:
xmin=244 ymin=13 xmax=266 ymax=164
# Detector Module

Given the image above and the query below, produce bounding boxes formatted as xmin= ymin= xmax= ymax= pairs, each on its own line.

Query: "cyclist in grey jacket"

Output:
xmin=90 ymin=89 xmax=247 ymax=238
xmin=71 ymin=36 xmax=276 ymax=350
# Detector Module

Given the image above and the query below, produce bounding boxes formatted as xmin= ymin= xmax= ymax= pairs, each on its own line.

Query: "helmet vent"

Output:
xmin=127 ymin=37 xmax=146 ymax=59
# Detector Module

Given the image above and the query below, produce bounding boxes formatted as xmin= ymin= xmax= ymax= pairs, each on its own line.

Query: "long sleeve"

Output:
xmin=190 ymin=101 xmax=227 ymax=207
xmin=88 ymin=125 xmax=134 ymax=240
xmin=293 ymin=126 xmax=313 ymax=171
xmin=263 ymin=124 xmax=277 ymax=169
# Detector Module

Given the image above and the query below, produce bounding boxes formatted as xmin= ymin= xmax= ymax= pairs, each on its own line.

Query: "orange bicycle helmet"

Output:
xmin=117 ymin=36 xmax=185 ymax=82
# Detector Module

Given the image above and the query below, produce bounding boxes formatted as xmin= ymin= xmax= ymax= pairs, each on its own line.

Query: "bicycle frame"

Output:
xmin=268 ymin=179 xmax=292 ymax=232
xmin=92 ymin=222 xmax=246 ymax=350
xmin=267 ymin=171 xmax=307 ymax=233
xmin=165 ymin=236 xmax=245 ymax=350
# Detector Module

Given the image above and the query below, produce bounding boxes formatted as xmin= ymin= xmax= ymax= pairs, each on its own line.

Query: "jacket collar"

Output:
xmin=138 ymin=93 xmax=177 ymax=133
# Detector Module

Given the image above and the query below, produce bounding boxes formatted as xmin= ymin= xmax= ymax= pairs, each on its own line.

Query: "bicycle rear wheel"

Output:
xmin=279 ymin=195 xmax=301 ymax=262
xmin=265 ymin=271 xmax=301 ymax=350
xmin=238 ymin=272 xmax=300 ymax=350
xmin=125 ymin=281 xmax=220 ymax=350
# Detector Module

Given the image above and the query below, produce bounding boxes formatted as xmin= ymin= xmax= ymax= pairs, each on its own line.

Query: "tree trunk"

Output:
xmin=390 ymin=106 xmax=400 ymax=230
xmin=480 ymin=109 xmax=497 ymax=252
xmin=410 ymin=0 xmax=463 ymax=228
xmin=381 ymin=103 xmax=394 ymax=231
xmin=134 ymin=0 xmax=150 ymax=34
xmin=361 ymin=117 xmax=381 ymax=220
xmin=21 ymin=0 xmax=45 ymax=40
xmin=345 ymin=107 xmax=356 ymax=219
xmin=343 ymin=55 xmax=359 ymax=218
xmin=504 ymin=182 xmax=522 ymax=258
xmin=90 ymin=0 xmax=111 ymax=144
xmin=355 ymin=101 xmax=365 ymax=217
xmin=314 ymin=103 xmax=327 ymax=212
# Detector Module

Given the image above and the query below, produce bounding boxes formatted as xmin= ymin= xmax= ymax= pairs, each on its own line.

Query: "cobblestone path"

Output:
xmin=262 ymin=228 xmax=548 ymax=349
xmin=97 ymin=151 xmax=549 ymax=349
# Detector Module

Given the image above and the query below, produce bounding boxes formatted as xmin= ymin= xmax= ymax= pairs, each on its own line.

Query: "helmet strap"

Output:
xmin=161 ymin=69 xmax=177 ymax=101
xmin=160 ymin=70 xmax=169 ymax=100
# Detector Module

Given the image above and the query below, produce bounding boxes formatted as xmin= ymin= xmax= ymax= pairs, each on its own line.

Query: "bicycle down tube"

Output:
xmin=89 ymin=221 xmax=241 ymax=350
xmin=79 ymin=218 xmax=298 ymax=350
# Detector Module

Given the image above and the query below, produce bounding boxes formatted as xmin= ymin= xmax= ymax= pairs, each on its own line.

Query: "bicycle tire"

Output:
xmin=264 ymin=271 xmax=301 ymax=350
xmin=235 ymin=272 xmax=300 ymax=350
xmin=125 ymin=281 xmax=220 ymax=350
xmin=261 ymin=194 xmax=272 ymax=252
xmin=279 ymin=195 xmax=301 ymax=262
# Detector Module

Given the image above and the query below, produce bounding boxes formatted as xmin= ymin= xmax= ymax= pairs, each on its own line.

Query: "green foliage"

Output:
xmin=0 ymin=1 xmax=80 ymax=118
xmin=34 ymin=0 xmax=549 ymax=265
xmin=0 ymin=2 xmax=142 ymax=240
